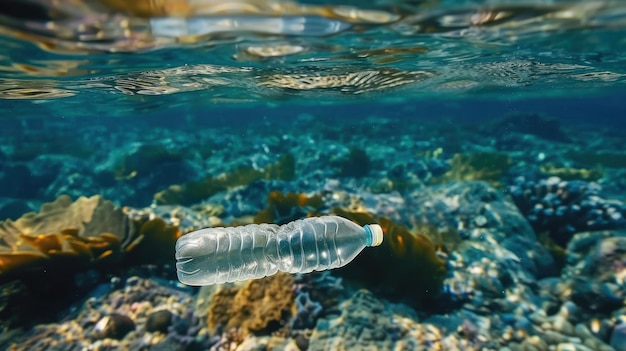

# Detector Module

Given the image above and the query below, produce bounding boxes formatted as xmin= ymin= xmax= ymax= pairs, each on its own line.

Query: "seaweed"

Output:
xmin=154 ymin=153 xmax=295 ymax=205
xmin=566 ymin=151 xmax=626 ymax=169
xmin=539 ymin=163 xmax=603 ymax=181
xmin=331 ymin=209 xmax=447 ymax=307
xmin=431 ymin=152 xmax=512 ymax=186
xmin=332 ymin=147 xmax=371 ymax=178
xmin=0 ymin=195 xmax=180 ymax=283
xmin=254 ymin=191 xmax=323 ymax=225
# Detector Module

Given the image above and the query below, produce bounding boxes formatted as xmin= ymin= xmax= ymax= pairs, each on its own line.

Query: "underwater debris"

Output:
xmin=431 ymin=152 xmax=512 ymax=186
xmin=207 ymin=272 xmax=295 ymax=335
xmin=331 ymin=208 xmax=447 ymax=305
xmin=253 ymin=191 xmax=323 ymax=224
xmin=154 ymin=153 xmax=295 ymax=206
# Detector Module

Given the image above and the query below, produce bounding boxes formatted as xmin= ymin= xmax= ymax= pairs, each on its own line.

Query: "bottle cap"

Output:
xmin=366 ymin=224 xmax=384 ymax=247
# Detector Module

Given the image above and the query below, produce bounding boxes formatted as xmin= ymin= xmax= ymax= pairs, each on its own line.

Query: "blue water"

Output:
xmin=1 ymin=1 xmax=626 ymax=350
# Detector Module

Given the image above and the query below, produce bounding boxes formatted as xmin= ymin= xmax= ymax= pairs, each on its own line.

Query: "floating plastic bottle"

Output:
xmin=175 ymin=215 xmax=383 ymax=286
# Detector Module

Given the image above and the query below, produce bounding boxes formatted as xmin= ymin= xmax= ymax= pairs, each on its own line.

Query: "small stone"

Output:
xmin=553 ymin=316 xmax=575 ymax=336
xmin=610 ymin=323 xmax=626 ymax=351
xmin=93 ymin=313 xmax=135 ymax=340
xmin=543 ymin=330 xmax=571 ymax=345
xmin=556 ymin=343 xmax=593 ymax=351
xmin=145 ymin=310 xmax=173 ymax=333
xmin=474 ymin=215 xmax=487 ymax=227
xmin=574 ymin=323 xmax=593 ymax=340
xmin=524 ymin=336 xmax=548 ymax=351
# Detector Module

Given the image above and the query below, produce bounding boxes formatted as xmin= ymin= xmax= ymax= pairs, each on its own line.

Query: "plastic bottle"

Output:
xmin=175 ymin=215 xmax=383 ymax=286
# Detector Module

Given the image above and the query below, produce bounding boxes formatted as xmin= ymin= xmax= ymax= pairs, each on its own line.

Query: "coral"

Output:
xmin=331 ymin=147 xmax=371 ymax=178
xmin=508 ymin=176 xmax=626 ymax=246
xmin=0 ymin=195 xmax=180 ymax=282
xmin=154 ymin=153 xmax=295 ymax=205
xmin=292 ymin=292 xmax=323 ymax=330
xmin=294 ymin=271 xmax=345 ymax=311
xmin=253 ymin=191 xmax=323 ymax=225
xmin=123 ymin=217 xmax=182 ymax=266
xmin=207 ymin=272 xmax=295 ymax=335
xmin=291 ymin=271 xmax=344 ymax=330
xmin=0 ymin=195 xmax=128 ymax=281
xmin=331 ymin=209 xmax=447 ymax=306
xmin=539 ymin=163 xmax=604 ymax=181
xmin=431 ymin=152 xmax=512 ymax=186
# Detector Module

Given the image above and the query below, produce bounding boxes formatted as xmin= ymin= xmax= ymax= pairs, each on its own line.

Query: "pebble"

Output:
xmin=556 ymin=343 xmax=592 ymax=351
xmin=92 ymin=313 xmax=136 ymax=340
xmin=145 ymin=309 xmax=173 ymax=333
xmin=611 ymin=323 xmax=626 ymax=351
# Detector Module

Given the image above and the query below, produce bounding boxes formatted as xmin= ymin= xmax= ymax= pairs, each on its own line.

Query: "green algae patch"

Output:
xmin=254 ymin=191 xmax=323 ymax=225
xmin=566 ymin=151 xmax=626 ymax=169
xmin=154 ymin=153 xmax=295 ymax=206
xmin=539 ymin=163 xmax=604 ymax=181
xmin=431 ymin=152 xmax=512 ymax=186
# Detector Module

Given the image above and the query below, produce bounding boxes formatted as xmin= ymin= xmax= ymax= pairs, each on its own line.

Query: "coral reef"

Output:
xmin=154 ymin=153 xmax=295 ymax=206
xmin=508 ymin=176 xmax=626 ymax=246
xmin=207 ymin=272 xmax=295 ymax=335
xmin=0 ymin=195 xmax=181 ymax=282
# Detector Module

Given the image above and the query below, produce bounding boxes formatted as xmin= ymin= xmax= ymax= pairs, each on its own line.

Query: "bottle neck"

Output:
xmin=363 ymin=223 xmax=384 ymax=247
xmin=364 ymin=225 xmax=375 ymax=246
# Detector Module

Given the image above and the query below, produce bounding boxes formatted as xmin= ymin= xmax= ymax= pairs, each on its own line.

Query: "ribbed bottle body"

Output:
xmin=175 ymin=223 xmax=280 ymax=286
xmin=175 ymin=216 xmax=370 ymax=286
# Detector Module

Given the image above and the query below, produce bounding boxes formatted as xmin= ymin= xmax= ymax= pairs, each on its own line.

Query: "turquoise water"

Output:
xmin=1 ymin=1 xmax=626 ymax=350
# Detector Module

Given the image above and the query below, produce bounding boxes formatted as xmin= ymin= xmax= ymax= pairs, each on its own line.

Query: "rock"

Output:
xmin=610 ymin=323 xmax=626 ymax=351
xmin=93 ymin=313 xmax=135 ymax=340
xmin=569 ymin=279 xmax=623 ymax=313
xmin=502 ymin=235 xmax=557 ymax=278
xmin=145 ymin=309 xmax=173 ymax=333
xmin=408 ymin=181 xmax=537 ymax=242
xmin=556 ymin=343 xmax=593 ymax=351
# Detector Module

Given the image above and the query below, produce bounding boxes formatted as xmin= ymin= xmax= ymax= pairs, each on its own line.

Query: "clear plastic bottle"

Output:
xmin=175 ymin=215 xmax=383 ymax=286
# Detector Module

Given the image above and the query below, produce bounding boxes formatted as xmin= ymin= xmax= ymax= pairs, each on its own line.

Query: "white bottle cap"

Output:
xmin=367 ymin=224 xmax=384 ymax=247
